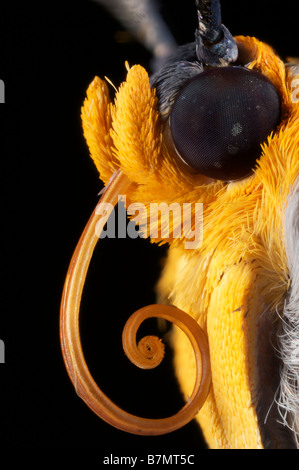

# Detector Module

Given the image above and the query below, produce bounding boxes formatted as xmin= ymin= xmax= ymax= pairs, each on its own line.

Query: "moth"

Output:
xmin=60 ymin=0 xmax=299 ymax=449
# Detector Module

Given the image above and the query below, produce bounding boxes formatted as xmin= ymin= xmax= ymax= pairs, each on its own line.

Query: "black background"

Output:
xmin=0 ymin=0 xmax=297 ymax=459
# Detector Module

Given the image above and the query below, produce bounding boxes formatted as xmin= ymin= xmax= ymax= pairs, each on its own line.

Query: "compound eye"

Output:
xmin=169 ymin=67 xmax=281 ymax=181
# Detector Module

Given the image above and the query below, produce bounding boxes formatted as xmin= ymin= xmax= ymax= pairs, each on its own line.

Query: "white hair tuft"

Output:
xmin=277 ymin=177 xmax=299 ymax=447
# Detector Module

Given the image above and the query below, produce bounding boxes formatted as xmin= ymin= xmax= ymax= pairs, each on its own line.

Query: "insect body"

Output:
xmin=60 ymin=0 xmax=299 ymax=448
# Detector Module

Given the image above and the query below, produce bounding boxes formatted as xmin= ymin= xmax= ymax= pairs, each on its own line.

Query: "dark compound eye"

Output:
xmin=169 ymin=66 xmax=281 ymax=181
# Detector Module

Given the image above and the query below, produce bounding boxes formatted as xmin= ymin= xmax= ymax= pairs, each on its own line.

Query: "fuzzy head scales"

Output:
xmin=82 ymin=36 xmax=298 ymax=254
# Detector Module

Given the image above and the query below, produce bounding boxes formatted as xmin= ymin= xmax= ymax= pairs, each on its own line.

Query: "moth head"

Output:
xmin=75 ymin=0 xmax=299 ymax=447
